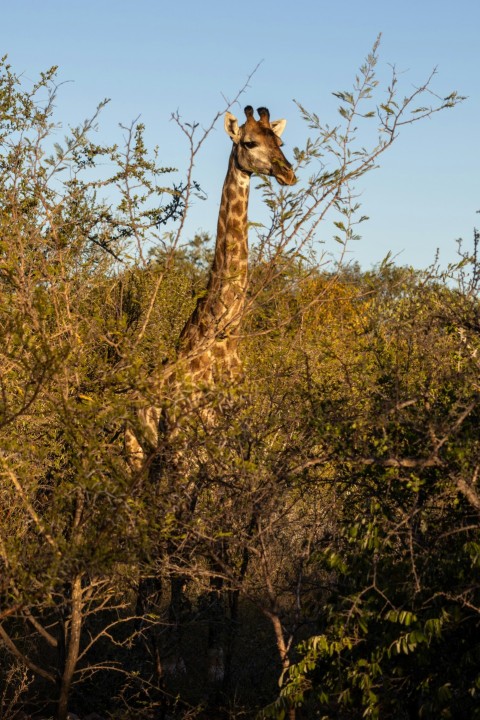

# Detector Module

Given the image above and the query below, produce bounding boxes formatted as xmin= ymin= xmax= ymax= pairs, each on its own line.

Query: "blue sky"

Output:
xmin=1 ymin=0 xmax=479 ymax=269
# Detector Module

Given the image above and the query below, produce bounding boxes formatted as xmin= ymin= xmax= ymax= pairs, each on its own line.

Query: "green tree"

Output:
xmin=261 ymin=255 xmax=480 ymax=719
xmin=0 ymin=41 xmax=468 ymax=720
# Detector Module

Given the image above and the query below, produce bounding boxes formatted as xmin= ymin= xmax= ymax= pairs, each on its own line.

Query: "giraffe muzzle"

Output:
xmin=275 ymin=165 xmax=297 ymax=186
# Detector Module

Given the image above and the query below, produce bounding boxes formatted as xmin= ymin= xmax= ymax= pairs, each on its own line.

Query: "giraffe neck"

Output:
xmin=178 ymin=150 xmax=250 ymax=364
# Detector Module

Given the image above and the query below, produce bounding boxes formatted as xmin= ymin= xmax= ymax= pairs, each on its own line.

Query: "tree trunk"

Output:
xmin=136 ymin=573 xmax=164 ymax=680
xmin=165 ymin=574 xmax=189 ymax=677
xmin=57 ymin=574 xmax=83 ymax=720
xmin=224 ymin=511 xmax=256 ymax=688
xmin=206 ymin=574 xmax=225 ymax=688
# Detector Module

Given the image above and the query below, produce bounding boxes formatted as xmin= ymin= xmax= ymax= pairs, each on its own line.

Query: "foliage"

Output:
xmin=0 ymin=43 xmax=475 ymax=720
xmin=260 ymin=261 xmax=480 ymax=720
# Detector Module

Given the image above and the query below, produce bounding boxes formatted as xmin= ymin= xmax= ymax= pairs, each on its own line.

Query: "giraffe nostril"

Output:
xmin=281 ymin=167 xmax=297 ymax=185
xmin=271 ymin=160 xmax=297 ymax=185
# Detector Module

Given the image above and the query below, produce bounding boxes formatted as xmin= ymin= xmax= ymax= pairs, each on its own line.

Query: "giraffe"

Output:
xmin=126 ymin=105 xmax=296 ymax=465
xmin=177 ymin=105 xmax=296 ymax=378
xmin=126 ymin=105 xmax=296 ymax=687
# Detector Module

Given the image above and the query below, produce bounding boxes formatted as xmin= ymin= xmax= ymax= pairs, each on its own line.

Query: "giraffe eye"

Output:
xmin=242 ymin=141 xmax=257 ymax=149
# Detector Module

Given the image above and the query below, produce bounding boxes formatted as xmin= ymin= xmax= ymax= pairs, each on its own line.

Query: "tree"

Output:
xmin=261 ymin=253 xmax=480 ymax=719
xmin=0 ymin=41 xmax=467 ymax=720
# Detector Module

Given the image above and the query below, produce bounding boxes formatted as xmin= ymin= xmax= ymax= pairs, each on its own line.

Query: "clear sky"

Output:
xmin=1 ymin=0 xmax=479 ymax=269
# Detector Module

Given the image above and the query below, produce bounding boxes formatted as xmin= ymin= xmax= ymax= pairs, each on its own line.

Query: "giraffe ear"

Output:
xmin=225 ymin=112 xmax=241 ymax=143
xmin=271 ymin=119 xmax=287 ymax=138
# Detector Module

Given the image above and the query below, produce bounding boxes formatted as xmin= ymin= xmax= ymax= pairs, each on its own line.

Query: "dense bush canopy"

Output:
xmin=1 ymin=48 xmax=478 ymax=720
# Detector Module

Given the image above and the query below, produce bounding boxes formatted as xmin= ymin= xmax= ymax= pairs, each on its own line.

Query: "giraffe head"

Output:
xmin=224 ymin=105 xmax=296 ymax=186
